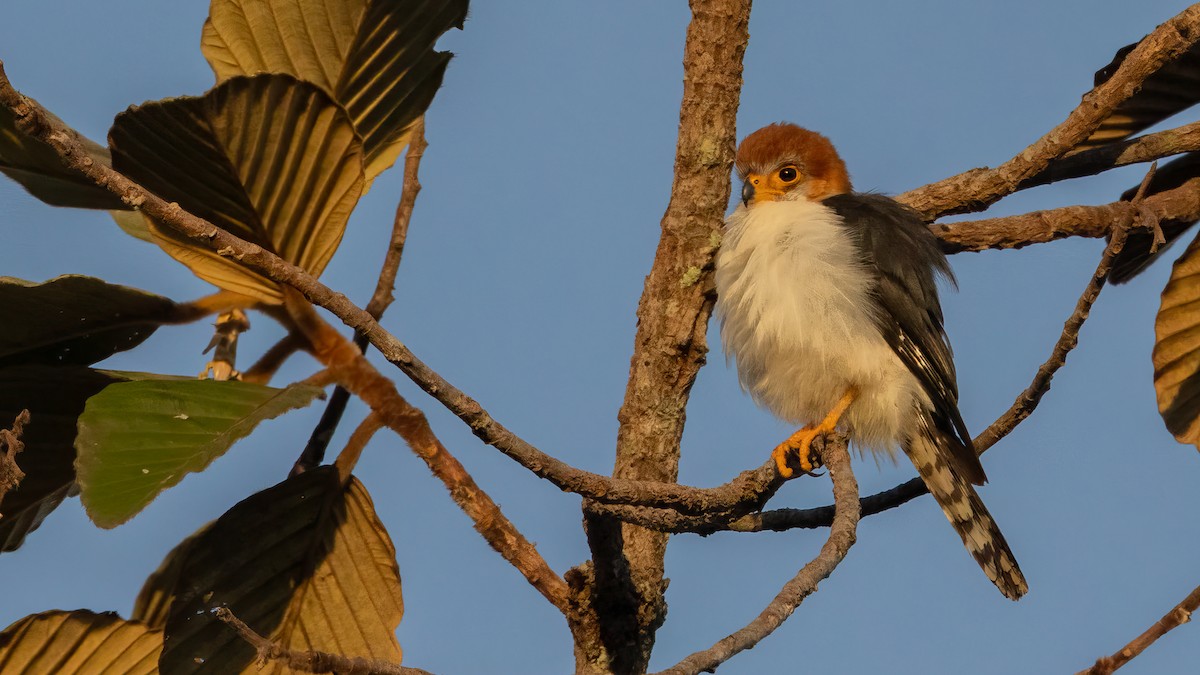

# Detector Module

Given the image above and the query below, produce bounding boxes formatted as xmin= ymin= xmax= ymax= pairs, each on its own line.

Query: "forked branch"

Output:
xmin=651 ymin=441 xmax=860 ymax=675
xmin=897 ymin=3 xmax=1200 ymax=220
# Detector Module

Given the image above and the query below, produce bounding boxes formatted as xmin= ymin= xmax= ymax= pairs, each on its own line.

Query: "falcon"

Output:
xmin=715 ymin=122 xmax=1027 ymax=599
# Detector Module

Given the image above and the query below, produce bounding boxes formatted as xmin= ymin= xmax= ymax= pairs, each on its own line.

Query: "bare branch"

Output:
xmin=898 ymin=4 xmax=1200 ymax=220
xmin=603 ymin=196 xmax=1139 ymax=536
xmin=0 ymin=62 xmax=798 ymax=521
xmin=1078 ymin=583 xmax=1200 ymax=675
xmin=295 ymin=118 xmax=428 ymax=474
xmin=214 ymin=607 xmax=434 ymax=675
xmin=934 ymin=177 xmax=1200 ymax=253
xmin=334 ymin=413 xmax=383 ymax=483
xmin=582 ymin=0 xmax=751 ymax=666
xmin=0 ymin=409 xmax=30 ymax=511
xmin=650 ymin=441 xmax=860 ymax=675
xmin=366 ymin=116 xmax=426 ymax=319
xmin=725 ymin=184 xmax=1141 ymax=534
xmin=242 ymin=333 xmax=306 ymax=384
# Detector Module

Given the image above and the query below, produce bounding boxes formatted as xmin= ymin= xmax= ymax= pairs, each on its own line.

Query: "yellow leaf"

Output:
xmin=1154 ymin=229 xmax=1200 ymax=446
xmin=109 ymin=75 xmax=364 ymax=304
xmin=202 ymin=0 xmax=467 ymax=181
xmin=0 ymin=610 xmax=161 ymax=674
xmin=156 ymin=468 xmax=403 ymax=673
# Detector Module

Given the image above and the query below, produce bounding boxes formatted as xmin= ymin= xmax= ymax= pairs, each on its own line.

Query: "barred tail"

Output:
xmin=905 ymin=420 xmax=1028 ymax=600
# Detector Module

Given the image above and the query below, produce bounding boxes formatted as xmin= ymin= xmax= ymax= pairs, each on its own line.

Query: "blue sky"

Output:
xmin=2 ymin=1 xmax=1200 ymax=673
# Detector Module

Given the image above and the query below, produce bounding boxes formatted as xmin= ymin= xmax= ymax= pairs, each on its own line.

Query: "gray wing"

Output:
xmin=824 ymin=193 xmax=985 ymax=485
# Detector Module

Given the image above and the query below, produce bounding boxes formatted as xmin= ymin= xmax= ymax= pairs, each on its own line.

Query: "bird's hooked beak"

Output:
xmin=741 ymin=179 xmax=755 ymax=206
xmin=740 ymin=172 xmax=785 ymax=206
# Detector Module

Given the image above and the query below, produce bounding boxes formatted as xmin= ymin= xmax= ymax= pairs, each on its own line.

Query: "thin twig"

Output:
xmin=600 ymin=181 xmax=1143 ymax=536
xmin=0 ymin=56 xmax=1181 ymax=530
xmin=897 ymin=3 xmax=1200 ymax=220
xmin=214 ymin=607 xmax=434 ymax=675
xmin=365 ymin=116 xmax=426 ymax=320
xmin=0 ymin=68 xmax=788 ymax=519
xmin=241 ymin=333 xmax=305 ymax=384
xmin=650 ymin=441 xmax=860 ymax=675
xmin=578 ymin=1 xmax=751 ymax=665
xmin=714 ymin=170 xmax=1144 ymax=534
xmin=1078 ymin=583 xmax=1200 ymax=675
xmin=334 ymin=413 xmax=383 ymax=483
xmin=0 ymin=409 xmax=30 ymax=512
xmin=293 ymin=118 xmax=429 ymax=475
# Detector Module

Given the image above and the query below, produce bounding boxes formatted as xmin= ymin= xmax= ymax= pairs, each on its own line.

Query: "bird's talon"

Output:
xmin=771 ymin=443 xmax=795 ymax=478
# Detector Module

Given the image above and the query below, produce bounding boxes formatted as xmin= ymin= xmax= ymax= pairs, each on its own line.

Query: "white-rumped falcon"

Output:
xmin=715 ymin=122 xmax=1027 ymax=599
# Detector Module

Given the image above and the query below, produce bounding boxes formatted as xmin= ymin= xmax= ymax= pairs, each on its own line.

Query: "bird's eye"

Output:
xmin=777 ymin=166 xmax=799 ymax=183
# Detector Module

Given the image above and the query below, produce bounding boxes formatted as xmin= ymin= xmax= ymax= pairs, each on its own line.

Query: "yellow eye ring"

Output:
xmin=777 ymin=166 xmax=799 ymax=183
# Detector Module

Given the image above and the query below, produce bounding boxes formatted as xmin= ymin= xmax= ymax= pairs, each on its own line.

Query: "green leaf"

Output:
xmin=160 ymin=468 xmax=404 ymax=673
xmin=202 ymin=0 xmax=467 ymax=181
xmin=0 ymin=276 xmax=178 ymax=368
xmin=0 ymin=103 xmax=129 ymax=210
xmin=76 ymin=378 xmax=324 ymax=528
xmin=0 ymin=610 xmax=160 ymax=674
xmin=109 ymin=75 xmax=365 ymax=304
xmin=0 ymin=366 xmax=121 ymax=552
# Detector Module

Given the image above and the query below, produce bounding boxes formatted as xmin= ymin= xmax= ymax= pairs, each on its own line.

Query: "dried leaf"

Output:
xmin=0 ymin=366 xmax=120 ymax=552
xmin=160 ymin=467 xmax=404 ymax=673
xmin=0 ymin=275 xmax=178 ymax=368
xmin=1153 ymin=228 xmax=1200 ymax=445
xmin=202 ymin=0 xmax=467 ymax=181
xmin=109 ymin=75 xmax=365 ymax=304
xmin=0 ymin=610 xmax=161 ymax=674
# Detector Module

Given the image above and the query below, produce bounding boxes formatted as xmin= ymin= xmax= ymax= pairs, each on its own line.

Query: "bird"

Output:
xmin=714 ymin=122 xmax=1027 ymax=600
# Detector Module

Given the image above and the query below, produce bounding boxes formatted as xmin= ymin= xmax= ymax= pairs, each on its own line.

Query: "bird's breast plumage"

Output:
xmin=715 ymin=197 xmax=927 ymax=453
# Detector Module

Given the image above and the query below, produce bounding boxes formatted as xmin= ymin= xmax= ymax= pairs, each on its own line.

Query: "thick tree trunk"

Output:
xmin=567 ymin=1 xmax=751 ymax=672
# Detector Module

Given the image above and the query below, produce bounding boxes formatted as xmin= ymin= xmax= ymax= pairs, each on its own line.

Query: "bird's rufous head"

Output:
xmin=735 ymin=123 xmax=851 ymax=206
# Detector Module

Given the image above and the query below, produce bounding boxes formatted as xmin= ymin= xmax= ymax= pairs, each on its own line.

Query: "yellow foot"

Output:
xmin=771 ymin=428 xmax=824 ymax=478
xmin=770 ymin=386 xmax=858 ymax=478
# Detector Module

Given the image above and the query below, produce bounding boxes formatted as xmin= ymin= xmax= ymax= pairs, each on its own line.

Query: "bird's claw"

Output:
xmin=771 ymin=428 xmax=825 ymax=479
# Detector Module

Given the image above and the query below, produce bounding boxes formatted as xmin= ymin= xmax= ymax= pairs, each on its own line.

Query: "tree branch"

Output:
xmin=333 ymin=413 xmax=383 ymax=482
xmin=242 ymin=333 xmax=305 ymax=384
xmin=650 ymin=440 xmax=860 ymax=675
xmin=933 ymin=177 xmax=1200 ymax=253
xmin=898 ymin=4 xmax=1200 ymax=220
xmin=603 ymin=193 xmax=1139 ymax=536
xmin=581 ymin=0 xmax=751 ymax=668
xmin=214 ymin=607 xmax=434 ymax=675
xmin=0 ymin=59 xmax=804 ymax=521
xmin=1078 ymin=583 xmax=1200 ymax=675
xmin=0 ymin=409 xmax=30 ymax=511
xmin=293 ymin=118 xmax=428 ymax=475
xmin=366 ymin=116 xmax=426 ymax=320
xmin=282 ymin=293 xmax=572 ymax=614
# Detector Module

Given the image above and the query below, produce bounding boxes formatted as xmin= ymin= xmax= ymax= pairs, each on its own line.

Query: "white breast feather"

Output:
xmin=715 ymin=198 xmax=928 ymax=454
